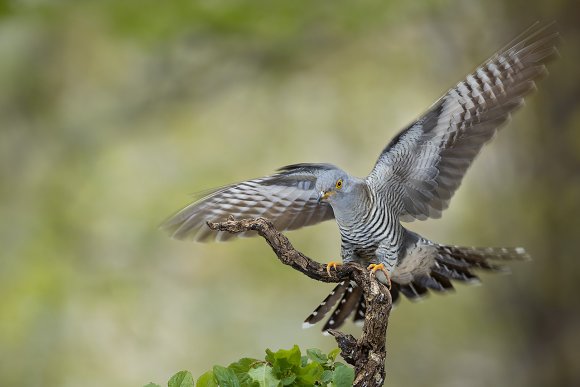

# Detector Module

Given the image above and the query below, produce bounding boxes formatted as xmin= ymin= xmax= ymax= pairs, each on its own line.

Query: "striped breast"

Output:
xmin=338 ymin=184 xmax=404 ymax=262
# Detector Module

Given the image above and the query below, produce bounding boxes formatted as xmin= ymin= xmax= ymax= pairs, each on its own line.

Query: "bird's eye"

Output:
xmin=336 ymin=179 xmax=343 ymax=189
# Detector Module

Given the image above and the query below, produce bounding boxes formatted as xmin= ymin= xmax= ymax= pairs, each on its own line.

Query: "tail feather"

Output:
xmin=303 ymin=245 xmax=529 ymax=331
xmin=302 ymin=281 xmax=348 ymax=328
xmin=321 ymin=282 xmax=363 ymax=332
xmin=399 ymin=281 xmax=430 ymax=300
xmin=432 ymin=261 xmax=481 ymax=283
xmin=438 ymin=246 xmax=530 ymax=271
xmin=415 ymin=274 xmax=451 ymax=291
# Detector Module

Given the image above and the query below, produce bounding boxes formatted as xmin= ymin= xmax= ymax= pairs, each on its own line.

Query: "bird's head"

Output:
xmin=316 ymin=169 xmax=353 ymax=204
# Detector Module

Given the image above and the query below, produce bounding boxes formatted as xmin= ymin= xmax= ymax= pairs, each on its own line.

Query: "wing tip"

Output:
xmin=276 ymin=163 xmax=338 ymax=173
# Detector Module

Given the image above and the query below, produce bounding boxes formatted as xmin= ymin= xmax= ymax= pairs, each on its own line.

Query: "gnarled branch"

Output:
xmin=207 ymin=217 xmax=392 ymax=387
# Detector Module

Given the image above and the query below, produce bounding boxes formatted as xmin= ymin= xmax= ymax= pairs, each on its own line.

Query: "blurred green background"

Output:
xmin=1 ymin=0 xmax=579 ymax=386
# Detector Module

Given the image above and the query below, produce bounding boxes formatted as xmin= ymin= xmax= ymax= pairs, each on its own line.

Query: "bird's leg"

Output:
xmin=326 ymin=261 xmax=342 ymax=275
xmin=367 ymin=263 xmax=391 ymax=290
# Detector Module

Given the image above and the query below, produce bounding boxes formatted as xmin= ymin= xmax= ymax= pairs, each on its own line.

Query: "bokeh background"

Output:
xmin=1 ymin=1 xmax=579 ymax=386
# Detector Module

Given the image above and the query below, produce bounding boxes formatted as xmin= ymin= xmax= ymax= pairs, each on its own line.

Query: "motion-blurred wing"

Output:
xmin=367 ymin=22 xmax=560 ymax=221
xmin=162 ymin=163 xmax=335 ymax=241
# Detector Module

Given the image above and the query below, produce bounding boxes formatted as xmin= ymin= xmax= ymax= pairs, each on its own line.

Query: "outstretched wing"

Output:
xmin=367 ymin=22 xmax=560 ymax=221
xmin=162 ymin=163 xmax=335 ymax=241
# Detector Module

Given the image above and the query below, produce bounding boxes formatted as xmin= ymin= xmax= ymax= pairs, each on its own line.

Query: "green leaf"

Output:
xmin=266 ymin=346 xmax=301 ymax=367
xmin=306 ymin=348 xmax=327 ymax=365
xmin=228 ymin=358 xmax=260 ymax=374
xmin=321 ymin=370 xmax=333 ymax=384
xmin=265 ymin=349 xmax=275 ymax=364
xmin=196 ymin=371 xmax=218 ymax=387
xmin=279 ymin=374 xmax=296 ymax=386
xmin=331 ymin=364 xmax=354 ymax=387
xmin=266 ymin=345 xmax=302 ymax=376
xmin=295 ymin=362 xmax=323 ymax=386
xmin=327 ymin=348 xmax=341 ymax=362
xmin=248 ymin=364 xmax=281 ymax=387
xmin=306 ymin=348 xmax=328 ymax=365
xmin=168 ymin=371 xmax=195 ymax=387
xmin=144 ymin=383 xmax=161 ymax=387
xmin=228 ymin=358 xmax=260 ymax=386
xmin=213 ymin=365 xmax=240 ymax=387
xmin=267 ymin=346 xmax=303 ymax=384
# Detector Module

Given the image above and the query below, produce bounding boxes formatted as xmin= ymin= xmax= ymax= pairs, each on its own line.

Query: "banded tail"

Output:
xmin=303 ymin=245 xmax=530 ymax=332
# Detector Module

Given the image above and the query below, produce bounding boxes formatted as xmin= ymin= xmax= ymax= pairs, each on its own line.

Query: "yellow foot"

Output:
xmin=326 ymin=261 xmax=342 ymax=276
xmin=367 ymin=263 xmax=392 ymax=290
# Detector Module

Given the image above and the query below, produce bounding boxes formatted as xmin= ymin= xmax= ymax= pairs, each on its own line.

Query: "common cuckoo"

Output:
xmin=163 ymin=23 xmax=559 ymax=331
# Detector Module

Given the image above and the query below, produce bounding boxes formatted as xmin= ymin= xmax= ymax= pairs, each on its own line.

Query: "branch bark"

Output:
xmin=207 ymin=217 xmax=392 ymax=387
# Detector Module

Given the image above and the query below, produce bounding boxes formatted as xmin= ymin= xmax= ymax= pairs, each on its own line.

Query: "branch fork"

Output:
xmin=207 ymin=216 xmax=392 ymax=387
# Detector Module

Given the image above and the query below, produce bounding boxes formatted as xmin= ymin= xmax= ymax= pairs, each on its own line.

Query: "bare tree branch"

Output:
xmin=207 ymin=216 xmax=392 ymax=387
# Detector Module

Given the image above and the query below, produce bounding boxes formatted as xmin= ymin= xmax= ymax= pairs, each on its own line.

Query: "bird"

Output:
xmin=162 ymin=22 xmax=559 ymax=332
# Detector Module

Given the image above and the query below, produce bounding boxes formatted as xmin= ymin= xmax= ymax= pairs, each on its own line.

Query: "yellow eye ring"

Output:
xmin=336 ymin=179 xmax=343 ymax=189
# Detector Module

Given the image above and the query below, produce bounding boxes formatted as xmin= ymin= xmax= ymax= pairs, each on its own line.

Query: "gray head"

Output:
xmin=316 ymin=168 xmax=361 ymax=207
xmin=276 ymin=163 xmax=365 ymax=216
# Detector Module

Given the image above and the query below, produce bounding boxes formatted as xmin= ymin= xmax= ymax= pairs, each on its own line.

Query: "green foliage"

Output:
xmin=248 ymin=365 xmax=279 ymax=387
xmin=168 ymin=371 xmax=195 ymax=387
xmin=196 ymin=371 xmax=218 ymax=387
xmin=146 ymin=346 xmax=354 ymax=387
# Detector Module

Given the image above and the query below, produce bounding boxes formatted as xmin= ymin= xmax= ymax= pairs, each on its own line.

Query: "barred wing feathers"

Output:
xmin=367 ymin=22 xmax=560 ymax=221
xmin=162 ymin=163 xmax=335 ymax=242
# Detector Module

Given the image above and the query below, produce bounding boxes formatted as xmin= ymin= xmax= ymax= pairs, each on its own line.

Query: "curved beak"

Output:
xmin=317 ymin=190 xmax=333 ymax=203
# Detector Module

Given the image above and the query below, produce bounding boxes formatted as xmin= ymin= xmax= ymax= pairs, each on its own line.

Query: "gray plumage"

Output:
xmin=163 ymin=22 xmax=558 ymax=331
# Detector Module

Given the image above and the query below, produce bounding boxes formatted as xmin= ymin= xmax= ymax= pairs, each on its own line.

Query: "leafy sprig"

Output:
xmin=145 ymin=346 xmax=354 ymax=387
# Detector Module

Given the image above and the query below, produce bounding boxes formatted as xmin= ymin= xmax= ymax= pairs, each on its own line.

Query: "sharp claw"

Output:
xmin=326 ymin=261 xmax=341 ymax=276
xmin=367 ymin=263 xmax=392 ymax=290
